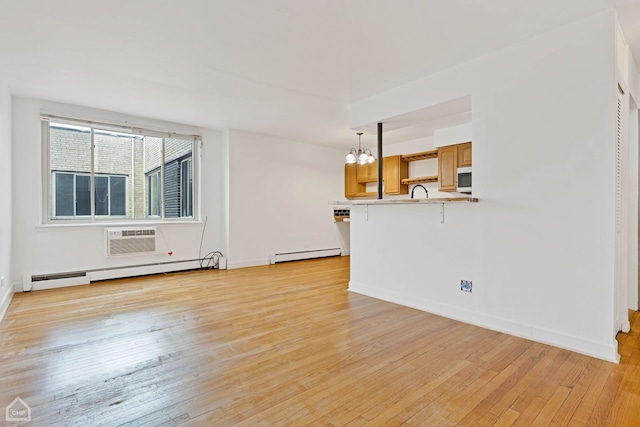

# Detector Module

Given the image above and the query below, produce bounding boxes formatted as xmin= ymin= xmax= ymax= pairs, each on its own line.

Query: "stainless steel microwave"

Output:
xmin=457 ymin=167 xmax=472 ymax=193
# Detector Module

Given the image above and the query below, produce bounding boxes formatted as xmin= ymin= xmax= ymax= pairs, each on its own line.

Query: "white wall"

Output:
xmin=615 ymin=23 xmax=640 ymax=319
xmin=349 ymin=11 xmax=619 ymax=361
xmin=10 ymin=98 xmax=226 ymax=288
xmin=433 ymin=123 xmax=472 ymax=148
xmin=0 ymin=81 xmax=13 ymax=320
xmin=227 ymin=130 xmax=345 ymax=268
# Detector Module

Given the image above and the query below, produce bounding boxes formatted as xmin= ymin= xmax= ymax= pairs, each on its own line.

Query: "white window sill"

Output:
xmin=37 ymin=220 xmax=202 ymax=230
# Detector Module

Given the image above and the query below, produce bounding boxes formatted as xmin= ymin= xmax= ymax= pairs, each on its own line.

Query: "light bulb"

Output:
xmin=358 ymin=152 xmax=369 ymax=165
xmin=346 ymin=152 xmax=356 ymax=164
xmin=367 ymin=155 xmax=375 ymax=164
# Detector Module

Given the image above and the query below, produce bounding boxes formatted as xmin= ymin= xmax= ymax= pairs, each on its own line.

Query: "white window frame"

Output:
xmin=181 ymin=157 xmax=193 ymax=218
xmin=42 ymin=115 xmax=200 ymax=224
xmin=147 ymin=170 xmax=162 ymax=218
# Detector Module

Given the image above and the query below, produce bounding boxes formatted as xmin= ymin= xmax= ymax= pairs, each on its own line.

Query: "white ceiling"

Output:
xmin=0 ymin=0 xmax=639 ymax=148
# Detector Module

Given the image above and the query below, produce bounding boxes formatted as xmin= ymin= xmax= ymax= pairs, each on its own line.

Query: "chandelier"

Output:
xmin=345 ymin=132 xmax=375 ymax=165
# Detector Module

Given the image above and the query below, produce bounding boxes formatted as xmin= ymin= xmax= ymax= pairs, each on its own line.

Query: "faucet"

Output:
xmin=411 ymin=184 xmax=428 ymax=199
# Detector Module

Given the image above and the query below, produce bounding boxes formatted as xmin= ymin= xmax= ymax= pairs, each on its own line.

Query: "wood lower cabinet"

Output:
xmin=356 ymin=160 xmax=378 ymax=183
xmin=344 ymin=163 xmax=365 ymax=198
xmin=438 ymin=146 xmax=457 ymax=192
xmin=457 ymin=142 xmax=472 ymax=167
xmin=383 ymin=155 xmax=408 ymax=195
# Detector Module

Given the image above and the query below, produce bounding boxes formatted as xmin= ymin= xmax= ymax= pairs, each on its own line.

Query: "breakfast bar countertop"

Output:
xmin=329 ymin=197 xmax=478 ymax=206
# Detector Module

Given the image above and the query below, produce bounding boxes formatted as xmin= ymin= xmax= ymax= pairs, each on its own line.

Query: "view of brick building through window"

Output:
xmin=48 ymin=123 xmax=193 ymax=219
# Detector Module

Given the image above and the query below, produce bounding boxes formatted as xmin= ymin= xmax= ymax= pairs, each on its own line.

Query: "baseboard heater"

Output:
xmin=269 ymin=248 xmax=341 ymax=264
xmin=25 ymin=271 xmax=90 ymax=291
xmin=22 ymin=259 xmax=202 ymax=292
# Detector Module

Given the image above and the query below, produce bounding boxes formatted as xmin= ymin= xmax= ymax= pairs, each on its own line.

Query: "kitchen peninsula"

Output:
xmin=336 ymin=197 xmax=477 ymax=205
xmin=337 ymin=126 xmax=482 ymax=329
xmin=332 ymin=197 xmax=478 ymax=222
xmin=336 ymin=195 xmax=482 ymax=325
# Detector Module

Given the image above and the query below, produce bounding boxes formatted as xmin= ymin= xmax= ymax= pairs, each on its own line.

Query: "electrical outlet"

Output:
xmin=461 ymin=280 xmax=472 ymax=293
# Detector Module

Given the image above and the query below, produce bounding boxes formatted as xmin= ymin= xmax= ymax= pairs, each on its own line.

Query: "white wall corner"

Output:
xmin=12 ymin=281 xmax=23 ymax=293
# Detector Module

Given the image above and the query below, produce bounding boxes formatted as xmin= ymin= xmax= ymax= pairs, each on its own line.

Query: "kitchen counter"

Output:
xmin=329 ymin=197 xmax=478 ymax=206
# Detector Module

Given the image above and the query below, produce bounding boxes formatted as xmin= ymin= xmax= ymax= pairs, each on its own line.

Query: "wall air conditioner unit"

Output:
xmin=105 ymin=227 xmax=157 ymax=257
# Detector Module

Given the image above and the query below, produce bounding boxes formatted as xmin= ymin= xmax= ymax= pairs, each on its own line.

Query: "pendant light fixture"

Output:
xmin=345 ymin=132 xmax=375 ymax=165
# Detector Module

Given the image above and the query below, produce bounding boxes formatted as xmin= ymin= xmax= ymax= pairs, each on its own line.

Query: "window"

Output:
xmin=145 ymin=152 xmax=193 ymax=219
xmin=53 ymin=172 xmax=126 ymax=217
xmin=45 ymin=118 xmax=198 ymax=221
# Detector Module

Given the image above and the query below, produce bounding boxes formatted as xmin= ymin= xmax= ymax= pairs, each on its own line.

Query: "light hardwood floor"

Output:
xmin=0 ymin=256 xmax=639 ymax=426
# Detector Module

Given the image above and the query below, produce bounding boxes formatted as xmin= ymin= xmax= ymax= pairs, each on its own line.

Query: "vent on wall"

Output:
xmin=106 ymin=227 xmax=157 ymax=257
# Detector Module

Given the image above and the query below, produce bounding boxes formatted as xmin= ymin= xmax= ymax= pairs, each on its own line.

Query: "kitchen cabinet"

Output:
xmin=438 ymin=145 xmax=457 ymax=192
xmin=382 ymin=155 xmax=408 ymax=195
xmin=457 ymin=142 xmax=472 ymax=167
xmin=356 ymin=160 xmax=378 ymax=183
xmin=345 ymin=141 xmax=470 ymax=197
xmin=344 ymin=164 xmax=365 ymax=198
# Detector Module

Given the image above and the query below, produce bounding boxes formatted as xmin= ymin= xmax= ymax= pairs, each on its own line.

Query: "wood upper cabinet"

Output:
xmin=438 ymin=146 xmax=457 ymax=192
xmin=356 ymin=160 xmax=378 ymax=183
xmin=344 ymin=163 xmax=365 ymax=198
xmin=382 ymin=155 xmax=408 ymax=195
xmin=457 ymin=142 xmax=472 ymax=167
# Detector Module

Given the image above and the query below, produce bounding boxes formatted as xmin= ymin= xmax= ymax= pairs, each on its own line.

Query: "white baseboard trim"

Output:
xmin=531 ymin=323 xmax=620 ymax=363
xmin=226 ymin=258 xmax=270 ymax=270
xmin=349 ymin=280 xmax=619 ymax=363
xmin=0 ymin=285 xmax=14 ymax=323
xmin=88 ymin=260 xmax=201 ymax=282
